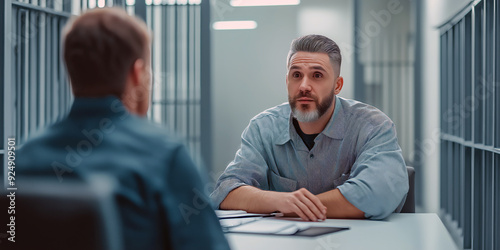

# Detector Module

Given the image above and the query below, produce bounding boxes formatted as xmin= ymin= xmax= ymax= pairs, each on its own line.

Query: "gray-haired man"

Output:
xmin=211 ymin=34 xmax=409 ymax=221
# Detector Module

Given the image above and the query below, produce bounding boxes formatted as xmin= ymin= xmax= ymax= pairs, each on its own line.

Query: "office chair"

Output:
xmin=401 ymin=166 xmax=416 ymax=213
xmin=0 ymin=174 xmax=123 ymax=250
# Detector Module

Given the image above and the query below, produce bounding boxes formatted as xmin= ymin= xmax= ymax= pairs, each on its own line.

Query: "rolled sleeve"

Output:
xmin=210 ymin=121 xmax=270 ymax=208
xmin=337 ymin=121 xmax=409 ymax=220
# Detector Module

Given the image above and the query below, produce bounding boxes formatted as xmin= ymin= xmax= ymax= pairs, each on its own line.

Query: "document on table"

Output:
xmin=216 ymin=210 xmax=284 ymax=229
xmin=226 ymin=219 xmax=310 ymax=235
xmin=216 ymin=210 xmax=349 ymax=236
xmin=215 ymin=210 xmax=283 ymax=219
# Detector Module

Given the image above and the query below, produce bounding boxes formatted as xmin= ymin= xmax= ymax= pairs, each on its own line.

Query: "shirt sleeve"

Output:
xmin=163 ymin=144 xmax=230 ymax=250
xmin=210 ymin=120 xmax=270 ymax=209
xmin=337 ymin=120 xmax=409 ymax=220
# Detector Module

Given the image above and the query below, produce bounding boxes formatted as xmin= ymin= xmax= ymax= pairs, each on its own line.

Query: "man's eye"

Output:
xmin=293 ymin=72 xmax=300 ymax=78
xmin=314 ymin=73 xmax=323 ymax=78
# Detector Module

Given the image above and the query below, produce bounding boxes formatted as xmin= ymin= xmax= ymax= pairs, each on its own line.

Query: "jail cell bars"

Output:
xmin=361 ymin=34 xmax=415 ymax=168
xmin=439 ymin=0 xmax=499 ymax=249
xmin=146 ymin=2 xmax=203 ymax=166
xmin=1 ymin=1 xmax=74 ymax=187
xmin=354 ymin=0 xmax=415 ymax=176
xmin=11 ymin=4 xmax=72 ymax=144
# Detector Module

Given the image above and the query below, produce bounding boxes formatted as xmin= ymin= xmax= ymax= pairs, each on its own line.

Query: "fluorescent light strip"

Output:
xmin=138 ymin=0 xmax=201 ymax=5
xmin=230 ymin=0 xmax=299 ymax=7
xmin=212 ymin=21 xmax=257 ymax=30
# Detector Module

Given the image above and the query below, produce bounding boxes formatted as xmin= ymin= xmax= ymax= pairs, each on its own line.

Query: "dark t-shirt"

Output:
xmin=292 ymin=118 xmax=319 ymax=151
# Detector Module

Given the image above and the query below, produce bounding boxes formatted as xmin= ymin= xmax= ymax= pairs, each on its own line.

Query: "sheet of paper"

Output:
xmin=219 ymin=217 xmax=261 ymax=229
xmin=226 ymin=219 xmax=305 ymax=234
xmin=215 ymin=210 xmax=247 ymax=218
xmin=216 ymin=209 xmax=281 ymax=219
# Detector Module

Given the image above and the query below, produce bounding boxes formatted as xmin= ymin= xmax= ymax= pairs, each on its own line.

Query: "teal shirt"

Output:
xmin=211 ymin=96 xmax=408 ymax=219
xmin=18 ymin=96 xmax=230 ymax=250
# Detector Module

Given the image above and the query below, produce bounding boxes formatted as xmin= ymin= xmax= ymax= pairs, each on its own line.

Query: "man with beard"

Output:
xmin=211 ymin=35 xmax=408 ymax=221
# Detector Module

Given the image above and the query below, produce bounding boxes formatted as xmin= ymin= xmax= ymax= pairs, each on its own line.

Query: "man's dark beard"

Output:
xmin=289 ymin=89 xmax=335 ymax=121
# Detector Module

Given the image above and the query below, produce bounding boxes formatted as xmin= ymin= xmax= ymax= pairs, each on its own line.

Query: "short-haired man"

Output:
xmin=211 ymin=34 xmax=408 ymax=221
xmin=17 ymin=8 xmax=229 ymax=250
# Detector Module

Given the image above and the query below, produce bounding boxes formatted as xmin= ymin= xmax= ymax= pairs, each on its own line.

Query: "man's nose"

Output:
xmin=299 ymin=77 xmax=312 ymax=92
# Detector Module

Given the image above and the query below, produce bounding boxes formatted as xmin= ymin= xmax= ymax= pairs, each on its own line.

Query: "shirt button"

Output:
xmin=310 ymin=154 xmax=314 ymax=159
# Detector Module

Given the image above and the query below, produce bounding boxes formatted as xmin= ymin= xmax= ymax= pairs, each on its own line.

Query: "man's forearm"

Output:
xmin=219 ymin=185 xmax=278 ymax=213
xmin=316 ymin=189 xmax=365 ymax=219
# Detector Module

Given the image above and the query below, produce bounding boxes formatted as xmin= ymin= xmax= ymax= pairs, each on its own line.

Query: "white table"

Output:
xmin=225 ymin=213 xmax=458 ymax=250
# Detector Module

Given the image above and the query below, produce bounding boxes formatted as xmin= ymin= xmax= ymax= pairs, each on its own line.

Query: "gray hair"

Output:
xmin=287 ymin=34 xmax=342 ymax=76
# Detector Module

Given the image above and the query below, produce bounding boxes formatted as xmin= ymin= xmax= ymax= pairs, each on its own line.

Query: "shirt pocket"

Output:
xmin=269 ymin=171 xmax=298 ymax=192
xmin=333 ymin=173 xmax=350 ymax=188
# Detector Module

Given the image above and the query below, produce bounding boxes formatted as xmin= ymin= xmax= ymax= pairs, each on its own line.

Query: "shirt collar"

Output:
xmin=321 ymin=96 xmax=345 ymax=140
xmin=68 ymin=95 xmax=129 ymax=119
xmin=275 ymin=95 xmax=345 ymax=145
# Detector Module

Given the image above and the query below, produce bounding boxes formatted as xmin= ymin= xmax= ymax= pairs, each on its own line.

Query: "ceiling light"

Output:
xmin=230 ymin=0 xmax=299 ymax=7
xmin=212 ymin=21 xmax=258 ymax=30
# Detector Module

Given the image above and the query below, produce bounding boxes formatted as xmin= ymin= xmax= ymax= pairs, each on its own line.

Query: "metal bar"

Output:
xmin=1 ymin=0 xmax=13 ymax=188
xmin=134 ymin=0 xmax=146 ymax=21
xmin=472 ymin=148 xmax=481 ymax=250
xmin=495 ymin=154 xmax=500 ymax=250
xmin=386 ymin=36 xmax=392 ymax=118
xmin=148 ymin=2 xmax=154 ymax=119
xmin=22 ymin=10 xmax=30 ymax=140
xmin=493 ymin=0 xmax=498 ymax=149
xmin=482 ymin=0 xmax=487 ymax=147
xmin=45 ymin=14 xmax=51 ymax=125
xmin=412 ymin=0 xmax=423 ymax=206
xmin=59 ymin=18 xmax=68 ymax=117
xmin=161 ymin=4 xmax=167 ymax=124
xmin=51 ymin=16 xmax=58 ymax=122
xmin=453 ymin=24 xmax=461 ymax=224
xmin=353 ymin=0 xmax=364 ymax=102
xmin=474 ymin=2 xmax=484 ymax=144
xmin=15 ymin=8 xmax=21 ymax=142
xmin=465 ymin=13 xmax=472 ymax=141
xmin=486 ymin=151 xmax=493 ymax=250
xmin=29 ymin=11 xmax=38 ymax=135
xmin=38 ymin=12 xmax=45 ymax=128
xmin=492 ymin=0 xmax=498 ymax=242
xmin=496 ymin=0 xmax=500 ymax=149
xmin=200 ymin=0 xmax=211 ymax=170
xmin=186 ymin=3 xmax=190 ymax=147
xmin=464 ymin=146 xmax=472 ymax=248
xmin=195 ymin=4 xmax=201 ymax=160
xmin=459 ymin=17 xmax=466 ymax=233
xmin=381 ymin=37 xmax=387 ymax=117
xmin=480 ymin=150 xmax=486 ymax=250
xmin=440 ymin=139 xmax=446 ymax=211
xmin=174 ymin=5 xmax=178 ymax=132
xmin=368 ymin=35 xmax=374 ymax=105
xmin=485 ymin=0 xmax=494 ymax=147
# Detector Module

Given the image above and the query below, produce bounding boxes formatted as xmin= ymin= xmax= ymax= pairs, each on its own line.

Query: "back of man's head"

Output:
xmin=63 ymin=8 xmax=150 ymax=98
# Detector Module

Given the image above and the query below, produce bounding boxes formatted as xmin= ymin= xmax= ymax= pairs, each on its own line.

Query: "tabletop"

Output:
xmin=225 ymin=213 xmax=459 ymax=250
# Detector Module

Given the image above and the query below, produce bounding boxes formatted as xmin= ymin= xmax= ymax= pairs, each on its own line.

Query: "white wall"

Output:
xmin=211 ymin=0 xmax=354 ymax=175
xmin=420 ymin=0 xmax=471 ymax=213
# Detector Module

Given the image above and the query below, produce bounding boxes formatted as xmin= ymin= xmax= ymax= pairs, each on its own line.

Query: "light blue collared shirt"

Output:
xmin=211 ymin=96 xmax=408 ymax=219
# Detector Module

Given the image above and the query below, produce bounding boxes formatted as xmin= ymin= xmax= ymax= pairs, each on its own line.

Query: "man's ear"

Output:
xmin=334 ymin=76 xmax=343 ymax=95
xmin=130 ymin=59 xmax=145 ymax=87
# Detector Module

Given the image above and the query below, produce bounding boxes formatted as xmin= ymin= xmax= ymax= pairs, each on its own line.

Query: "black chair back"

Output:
xmin=401 ymin=166 xmax=416 ymax=213
xmin=0 ymin=175 xmax=122 ymax=250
